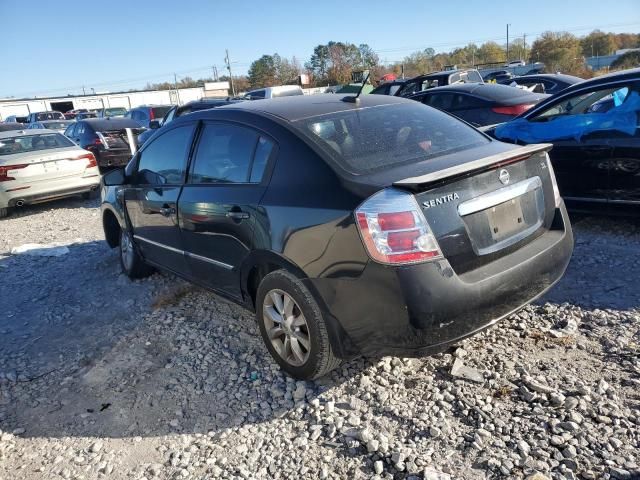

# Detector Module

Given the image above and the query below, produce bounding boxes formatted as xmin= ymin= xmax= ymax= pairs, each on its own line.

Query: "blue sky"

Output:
xmin=1 ymin=0 xmax=638 ymax=98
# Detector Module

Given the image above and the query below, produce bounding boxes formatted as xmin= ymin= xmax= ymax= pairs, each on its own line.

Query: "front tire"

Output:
xmin=119 ymin=229 xmax=153 ymax=279
xmin=256 ymin=270 xmax=341 ymax=380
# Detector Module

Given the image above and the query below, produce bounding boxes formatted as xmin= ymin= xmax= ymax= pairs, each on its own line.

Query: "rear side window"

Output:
xmin=250 ymin=137 xmax=274 ymax=182
xmin=64 ymin=124 xmax=76 ymax=137
xmin=190 ymin=124 xmax=261 ymax=184
xmin=294 ymin=102 xmax=489 ymax=175
xmin=137 ymin=125 xmax=194 ymax=184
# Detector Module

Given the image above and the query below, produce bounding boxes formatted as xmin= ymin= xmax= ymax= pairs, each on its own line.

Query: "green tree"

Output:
xmin=580 ymin=30 xmax=617 ymax=57
xmin=613 ymin=33 xmax=640 ymax=50
xmin=247 ymin=55 xmax=278 ymax=88
xmin=529 ymin=31 xmax=583 ymax=74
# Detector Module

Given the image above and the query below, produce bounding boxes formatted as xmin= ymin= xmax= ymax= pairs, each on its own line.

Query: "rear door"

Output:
xmin=179 ymin=122 xmax=275 ymax=298
xmin=124 ymin=123 xmax=196 ymax=275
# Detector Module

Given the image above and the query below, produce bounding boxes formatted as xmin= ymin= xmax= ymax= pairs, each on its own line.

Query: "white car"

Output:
xmin=243 ymin=85 xmax=304 ymax=100
xmin=0 ymin=129 xmax=100 ymax=218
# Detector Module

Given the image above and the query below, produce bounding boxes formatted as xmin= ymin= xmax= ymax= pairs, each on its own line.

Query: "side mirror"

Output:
xmin=102 ymin=167 xmax=126 ymax=186
xmin=149 ymin=120 xmax=161 ymax=129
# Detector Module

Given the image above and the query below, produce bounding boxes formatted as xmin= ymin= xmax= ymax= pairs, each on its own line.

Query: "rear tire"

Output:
xmin=256 ymin=270 xmax=341 ymax=380
xmin=119 ymin=229 xmax=153 ymax=279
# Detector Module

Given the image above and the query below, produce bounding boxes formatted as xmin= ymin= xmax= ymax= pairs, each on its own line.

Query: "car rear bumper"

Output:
xmin=309 ymin=201 xmax=574 ymax=358
xmin=0 ymin=175 xmax=100 ymax=208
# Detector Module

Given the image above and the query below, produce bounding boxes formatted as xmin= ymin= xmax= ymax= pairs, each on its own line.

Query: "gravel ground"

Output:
xmin=0 ymin=198 xmax=638 ymax=480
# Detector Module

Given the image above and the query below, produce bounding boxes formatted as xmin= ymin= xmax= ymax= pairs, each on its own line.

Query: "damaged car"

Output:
xmin=101 ymin=94 xmax=573 ymax=379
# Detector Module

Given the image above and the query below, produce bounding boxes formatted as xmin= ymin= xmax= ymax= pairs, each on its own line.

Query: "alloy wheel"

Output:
xmin=262 ymin=289 xmax=311 ymax=366
xmin=120 ymin=231 xmax=134 ymax=270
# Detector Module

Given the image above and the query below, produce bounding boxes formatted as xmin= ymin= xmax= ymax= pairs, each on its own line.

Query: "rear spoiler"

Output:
xmin=393 ymin=143 xmax=552 ymax=190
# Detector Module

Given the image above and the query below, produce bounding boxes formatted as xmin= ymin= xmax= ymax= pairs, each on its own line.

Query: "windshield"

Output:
xmin=293 ymin=102 xmax=489 ymax=175
xmin=36 ymin=112 xmax=64 ymax=121
xmin=0 ymin=133 xmax=75 ymax=156
xmin=105 ymin=108 xmax=127 ymax=116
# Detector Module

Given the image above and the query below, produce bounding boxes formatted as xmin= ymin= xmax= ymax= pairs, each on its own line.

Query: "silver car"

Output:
xmin=0 ymin=130 xmax=100 ymax=218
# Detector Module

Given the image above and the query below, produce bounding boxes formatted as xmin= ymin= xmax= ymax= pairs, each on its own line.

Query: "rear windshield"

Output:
xmin=273 ymin=88 xmax=303 ymax=98
xmin=151 ymin=106 xmax=172 ymax=118
xmin=105 ymin=108 xmax=127 ymax=115
xmin=42 ymin=121 xmax=71 ymax=129
xmin=0 ymin=133 xmax=74 ymax=156
xmin=36 ymin=112 xmax=64 ymax=121
xmin=293 ymin=102 xmax=489 ymax=175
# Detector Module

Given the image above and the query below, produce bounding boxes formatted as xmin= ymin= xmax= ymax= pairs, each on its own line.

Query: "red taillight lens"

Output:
xmin=149 ymin=109 xmax=155 ymax=120
xmin=93 ymin=138 xmax=103 ymax=145
xmin=378 ymin=211 xmax=415 ymax=231
xmin=71 ymin=152 xmax=98 ymax=169
xmin=0 ymin=164 xmax=29 ymax=182
xmin=355 ymin=188 xmax=443 ymax=265
xmin=491 ymin=104 xmax=535 ymax=116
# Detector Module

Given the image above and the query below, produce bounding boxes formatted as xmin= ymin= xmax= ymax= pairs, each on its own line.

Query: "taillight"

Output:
xmin=71 ymin=152 xmax=98 ymax=169
xmin=0 ymin=164 xmax=28 ymax=182
xmin=93 ymin=137 xmax=103 ymax=145
xmin=149 ymin=109 xmax=155 ymax=120
xmin=545 ymin=154 xmax=562 ymax=207
xmin=491 ymin=104 xmax=535 ymax=115
xmin=355 ymin=188 xmax=442 ymax=265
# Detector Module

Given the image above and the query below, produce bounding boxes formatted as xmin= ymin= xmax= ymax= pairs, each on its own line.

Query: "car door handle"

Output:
xmin=160 ymin=206 xmax=176 ymax=217
xmin=226 ymin=210 xmax=250 ymax=220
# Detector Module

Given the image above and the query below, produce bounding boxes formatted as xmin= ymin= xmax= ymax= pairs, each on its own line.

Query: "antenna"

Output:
xmin=341 ymin=72 xmax=370 ymax=104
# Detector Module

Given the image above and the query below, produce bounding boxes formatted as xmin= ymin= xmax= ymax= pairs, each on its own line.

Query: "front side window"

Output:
xmin=532 ymin=85 xmax=633 ymax=121
xmin=64 ymin=123 xmax=76 ymax=137
xmin=190 ymin=124 xmax=260 ymax=184
xmin=137 ymin=125 xmax=194 ymax=184
xmin=295 ymin=102 xmax=489 ymax=175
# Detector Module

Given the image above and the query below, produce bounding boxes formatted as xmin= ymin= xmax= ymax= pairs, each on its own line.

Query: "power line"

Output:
xmin=4 ymin=21 xmax=639 ymax=98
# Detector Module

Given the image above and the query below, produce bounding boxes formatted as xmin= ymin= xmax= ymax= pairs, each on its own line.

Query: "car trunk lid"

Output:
xmin=393 ymin=144 xmax=556 ymax=273
xmin=0 ymin=147 xmax=96 ymax=184
xmin=96 ymin=127 xmax=145 ymax=151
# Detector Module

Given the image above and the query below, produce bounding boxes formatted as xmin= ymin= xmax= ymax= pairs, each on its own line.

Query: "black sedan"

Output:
xmin=409 ymin=83 xmax=548 ymax=126
xmin=492 ymin=68 xmax=640 ymax=216
xmin=499 ymin=73 xmax=583 ymax=95
xmin=100 ymin=94 xmax=573 ymax=379
xmin=64 ymin=118 xmax=144 ymax=170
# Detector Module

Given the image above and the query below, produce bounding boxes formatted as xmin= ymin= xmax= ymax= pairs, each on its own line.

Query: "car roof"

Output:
xmin=80 ymin=118 xmax=142 ymax=129
xmin=212 ymin=93 xmax=411 ymax=122
xmin=569 ymin=67 xmax=640 ymax=89
xmin=516 ymin=73 xmax=584 ymax=83
xmin=408 ymin=69 xmax=477 ymax=81
xmin=410 ymin=82 xmax=547 ymax=100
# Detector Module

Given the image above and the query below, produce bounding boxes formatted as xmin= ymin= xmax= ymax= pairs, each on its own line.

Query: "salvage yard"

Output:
xmin=0 ymin=199 xmax=638 ymax=480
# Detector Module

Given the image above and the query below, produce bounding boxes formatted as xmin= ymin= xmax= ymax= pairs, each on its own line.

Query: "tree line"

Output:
xmin=143 ymin=30 xmax=639 ymax=93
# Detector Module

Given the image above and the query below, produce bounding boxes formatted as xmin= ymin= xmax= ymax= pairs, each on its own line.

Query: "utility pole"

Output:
xmin=174 ymin=73 xmax=181 ymax=105
xmin=523 ymin=34 xmax=527 ymax=62
xmin=212 ymin=65 xmax=219 ymax=81
xmin=506 ymin=24 xmax=511 ymax=63
xmin=82 ymin=86 xmax=86 ymax=96
xmin=225 ymin=50 xmax=236 ymax=97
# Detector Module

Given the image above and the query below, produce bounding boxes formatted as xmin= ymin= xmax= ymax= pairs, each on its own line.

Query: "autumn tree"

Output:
xmin=529 ymin=31 xmax=583 ymax=74
xmin=580 ymin=30 xmax=617 ymax=57
xmin=305 ymin=41 xmax=378 ymax=85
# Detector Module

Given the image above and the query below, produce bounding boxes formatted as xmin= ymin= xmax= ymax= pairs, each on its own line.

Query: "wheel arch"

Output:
xmin=102 ymin=206 xmax=125 ymax=248
xmin=240 ymin=250 xmax=358 ymax=360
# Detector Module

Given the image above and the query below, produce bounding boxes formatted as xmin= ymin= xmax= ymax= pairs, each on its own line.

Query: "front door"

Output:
xmin=125 ymin=123 xmax=196 ymax=275
xmin=179 ymin=122 xmax=275 ymax=298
